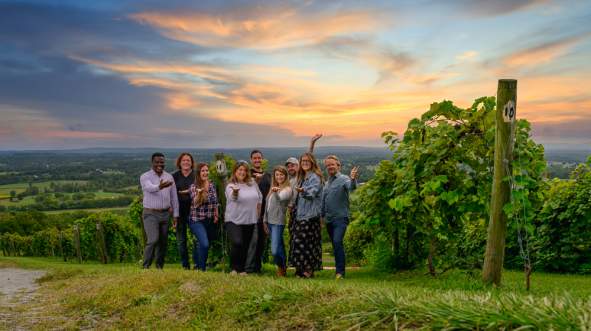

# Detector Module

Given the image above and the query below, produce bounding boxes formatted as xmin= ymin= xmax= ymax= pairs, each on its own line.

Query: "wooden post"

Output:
xmin=96 ymin=222 xmax=108 ymax=264
xmin=59 ymin=231 xmax=66 ymax=262
xmin=483 ymin=79 xmax=517 ymax=286
xmin=215 ymin=153 xmax=228 ymax=272
xmin=10 ymin=237 xmax=15 ymax=256
xmin=73 ymin=225 xmax=82 ymax=263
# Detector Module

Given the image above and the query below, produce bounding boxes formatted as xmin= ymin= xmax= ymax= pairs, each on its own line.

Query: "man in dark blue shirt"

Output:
xmin=321 ymin=155 xmax=359 ymax=279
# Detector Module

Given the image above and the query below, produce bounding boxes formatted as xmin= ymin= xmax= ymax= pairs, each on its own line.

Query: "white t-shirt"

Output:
xmin=224 ymin=181 xmax=262 ymax=225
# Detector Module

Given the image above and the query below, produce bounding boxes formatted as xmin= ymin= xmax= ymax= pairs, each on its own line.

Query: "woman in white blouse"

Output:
xmin=224 ymin=161 xmax=262 ymax=275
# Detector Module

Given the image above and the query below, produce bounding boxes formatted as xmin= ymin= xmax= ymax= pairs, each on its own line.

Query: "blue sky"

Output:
xmin=1 ymin=0 xmax=590 ymax=149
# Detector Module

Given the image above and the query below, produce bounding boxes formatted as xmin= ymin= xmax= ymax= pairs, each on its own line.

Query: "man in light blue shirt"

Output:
xmin=321 ymin=155 xmax=359 ymax=278
xmin=140 ymin=152 xmax=179 ymax=269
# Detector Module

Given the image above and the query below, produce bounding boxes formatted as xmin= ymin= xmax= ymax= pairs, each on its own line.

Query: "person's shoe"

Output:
xmin=276 ymin=267 xmax=287 ymax=277
xmin=230 ymin=270 xmax=238 ymax=276
xmin=335 ymin=273 xmax=344 ymax=280
xmin=303 ymin=271 xmax=313 ymax=279
xmin=239 ymin=272 xmax=248 ymax=276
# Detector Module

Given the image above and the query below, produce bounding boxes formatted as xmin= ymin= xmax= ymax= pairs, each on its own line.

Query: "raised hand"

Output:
xmin=309 ymin=133 xmax=323 ymax=153
xmin=253 ymin=172 xmax=263 ymax=182
xmin=271 ymin=186 xmax=281 ymax=193
xmin=350 ymin=166 xmax=360 ymax=180
xmin=311 ymin=133 xmax=322 ymax=145
xmin=159 ymin=179 xmax=172 ymax=189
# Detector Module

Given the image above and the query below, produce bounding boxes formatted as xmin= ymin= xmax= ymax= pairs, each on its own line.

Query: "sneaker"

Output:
xmin=335 ymin=273 xmax=344 ymax=280
xmin=239 ymin=272 xmax=248 ymax=276
xmin=230 ymin=270 xmax=238 ymax=276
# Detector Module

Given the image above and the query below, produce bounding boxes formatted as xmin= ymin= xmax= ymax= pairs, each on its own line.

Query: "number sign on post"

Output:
xmin=503 ymin=100 xmax=516 ymax=123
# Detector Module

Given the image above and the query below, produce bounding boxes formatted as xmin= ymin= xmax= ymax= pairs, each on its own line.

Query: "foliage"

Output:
xmin=0 ymin=210 xmax=91 ymax=235
xmin=530 ymin=160 xmax=591 ymax=274
xmin=502 ymin=121 xmax=547 ymax=271
xmin=0 ymin=211 xmax=142 ymax=262
xmin=349 ymin=97 xmax=547 ymax=274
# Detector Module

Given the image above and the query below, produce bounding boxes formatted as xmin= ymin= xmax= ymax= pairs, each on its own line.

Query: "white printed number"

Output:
xmin=503 ymin=100 xmax=516 ymax=123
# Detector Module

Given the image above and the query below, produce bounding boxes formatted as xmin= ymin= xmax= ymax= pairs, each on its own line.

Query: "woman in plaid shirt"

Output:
xmin=188 ymin=163 xmax=219 ymax=271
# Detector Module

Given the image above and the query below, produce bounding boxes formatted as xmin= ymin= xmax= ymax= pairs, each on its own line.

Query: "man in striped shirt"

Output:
xmin=140 ymin=152 xmax=179 ymax=269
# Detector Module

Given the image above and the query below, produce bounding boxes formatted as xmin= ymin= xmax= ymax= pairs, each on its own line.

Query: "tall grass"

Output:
xmin=2 ymin=257 xmax=590 ymax=330
xmin=341 ymin=289 xmax=591 ymax=330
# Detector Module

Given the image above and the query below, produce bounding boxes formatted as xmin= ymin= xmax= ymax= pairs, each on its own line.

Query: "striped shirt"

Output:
xmin=140 ymin=169 xmax=179 ymax=217
xmin=189 ymin=182 xmax=218 ymax=223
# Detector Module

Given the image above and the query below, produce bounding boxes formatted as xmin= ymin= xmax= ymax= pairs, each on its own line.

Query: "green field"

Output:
xmin=1 ymin=257 xmax=590 ymax=330
xmin=43 ymin=207 xmax=129 ymax=215
xmin=0 ymin=180 xmax=88 ymax=196
xmin=0 ymin=190 xmax=126 ymax=207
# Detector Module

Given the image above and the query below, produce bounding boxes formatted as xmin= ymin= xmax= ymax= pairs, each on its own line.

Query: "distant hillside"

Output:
xmin=544 ymin=147 xmax=591 ymax=163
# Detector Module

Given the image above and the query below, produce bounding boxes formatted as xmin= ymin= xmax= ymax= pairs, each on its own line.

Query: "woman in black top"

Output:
xmin=172 ymin=152 xmax=197 ymax=270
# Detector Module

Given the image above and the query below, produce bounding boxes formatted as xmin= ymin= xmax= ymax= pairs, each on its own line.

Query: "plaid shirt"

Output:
xmin=189 ymin=182 xmax=218 ymax=223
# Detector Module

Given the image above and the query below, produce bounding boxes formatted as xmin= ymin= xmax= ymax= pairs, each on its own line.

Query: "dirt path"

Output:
xmin=0 ymin=268 xmax=46 ymax=330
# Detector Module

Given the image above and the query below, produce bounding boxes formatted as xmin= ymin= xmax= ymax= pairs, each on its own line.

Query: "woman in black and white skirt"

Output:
xmin=289 ymin=152 xmax=323 ymax=278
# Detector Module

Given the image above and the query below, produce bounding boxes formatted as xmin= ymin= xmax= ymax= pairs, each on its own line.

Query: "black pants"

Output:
xmin=176 ymin=214 xmax=197 ymax=269
xmin=245 ymin=222 xmax=266 ymax=273
xmin=142 ymin=209 xmax=169 ymax=268
xmin=225 ymin=222 xmax=255 ymax=273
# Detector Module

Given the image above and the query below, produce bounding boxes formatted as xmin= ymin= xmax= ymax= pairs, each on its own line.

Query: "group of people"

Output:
xmin=139 ymin=134 xmax=359 ymax=279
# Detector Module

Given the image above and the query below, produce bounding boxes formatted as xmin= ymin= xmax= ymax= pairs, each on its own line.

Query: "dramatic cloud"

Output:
xmin=1 ymin=0 xmax=590 ymax=149
xmin=130 ymin=4 xmax=387 ymax=50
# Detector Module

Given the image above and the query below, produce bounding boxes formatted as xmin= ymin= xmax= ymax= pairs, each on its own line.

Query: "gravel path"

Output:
xmin=0 ymin=268 xmax=46 ymax=330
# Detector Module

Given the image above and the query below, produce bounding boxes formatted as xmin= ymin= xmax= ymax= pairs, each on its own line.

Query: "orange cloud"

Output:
xmin=46 ymin=130 xmax=126 ymax=139
xmin=68 ymin=44 xmax=591 ymax=144
xmin=456 ymin=50 xmax=479 ymax=61
xmin=130 ymin=6 xmax=385 ymax=50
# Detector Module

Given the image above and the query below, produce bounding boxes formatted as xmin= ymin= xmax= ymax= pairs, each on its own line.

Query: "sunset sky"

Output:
xmin=1 ymin=0 xmax=590 ymax=149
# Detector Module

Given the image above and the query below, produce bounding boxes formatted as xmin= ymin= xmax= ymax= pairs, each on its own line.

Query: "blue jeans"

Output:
xmin=188 ymin=220 xmax=210 ymax=271
xmin=326 ymin=217 xmax=348 ymax=275
xmin=268 ymin=223 xmax=286 ymax=268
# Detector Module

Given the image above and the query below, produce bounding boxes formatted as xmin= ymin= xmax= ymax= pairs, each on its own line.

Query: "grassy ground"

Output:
xmin=1 ymin=257 xmax=590 ymax=330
